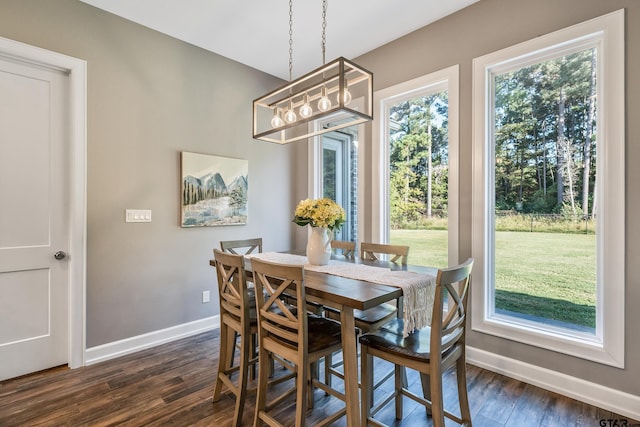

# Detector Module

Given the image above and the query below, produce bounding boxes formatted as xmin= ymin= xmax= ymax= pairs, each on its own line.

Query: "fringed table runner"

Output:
xmin=247 ymin=252 xmax=435 ymax=336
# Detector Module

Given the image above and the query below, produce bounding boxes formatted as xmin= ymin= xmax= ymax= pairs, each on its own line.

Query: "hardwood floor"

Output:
xmin=0 ymin=330 xmax=636 ymax=426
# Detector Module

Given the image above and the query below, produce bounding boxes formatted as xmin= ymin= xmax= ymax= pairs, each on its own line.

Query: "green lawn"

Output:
xmin=390 ymin=229 xmax=596 ymax=328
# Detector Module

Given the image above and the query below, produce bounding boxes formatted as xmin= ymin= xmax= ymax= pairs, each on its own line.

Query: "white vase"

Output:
xmin=306 ymin=226 xmax=332 ymax=265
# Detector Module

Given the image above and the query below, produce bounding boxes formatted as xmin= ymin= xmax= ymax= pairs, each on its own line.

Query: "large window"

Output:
xmin=373 ymin=66 xmax=459 ymax=268
xmin=472 ymin=11 xmax=624 ymax=366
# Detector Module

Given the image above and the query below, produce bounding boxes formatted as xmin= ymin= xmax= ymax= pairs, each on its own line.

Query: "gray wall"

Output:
xmin=354 ymin=0 xmax=639 ymax=397
xmin=0 ymin=0 xmax=302 ymax=347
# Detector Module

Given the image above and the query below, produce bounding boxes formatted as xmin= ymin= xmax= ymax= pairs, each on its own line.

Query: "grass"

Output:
xmin=390 ymin=229 xmax=596 ymax=328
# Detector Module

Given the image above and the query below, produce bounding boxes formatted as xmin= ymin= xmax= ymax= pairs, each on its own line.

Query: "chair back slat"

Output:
xmin=331 ymin=240 xmax=356 ymax=257
xmin=360 ymin=242 xmax=409 ymax=265
xmin=220 ymin=238 xmax=263 ymax=255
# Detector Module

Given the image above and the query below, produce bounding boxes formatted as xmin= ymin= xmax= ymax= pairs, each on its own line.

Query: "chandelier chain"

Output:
xmin=321 ymin=0 xmax=327 ymax=65
xmin=289 ymin=0 xmax=293 ymax=81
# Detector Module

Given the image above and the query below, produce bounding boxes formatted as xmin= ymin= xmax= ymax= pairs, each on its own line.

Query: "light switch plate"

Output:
xmin=126 ymin=209 xmax=152 ymax=223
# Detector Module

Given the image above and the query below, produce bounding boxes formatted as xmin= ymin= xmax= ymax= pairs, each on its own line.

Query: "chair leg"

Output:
xmin=269 ymin=352 xmax=275 ymax=378
xmin=401 ymin=366 xmax=408 ymax=388
xmin=213 ymin=323 xmax=230 ymax=402
xmin=394 ymin=363 xmax=403 ymax=420
xmin=232 ymin=332 xmax=250 ymax=427
xmin=324 ymin=353 xmax=333 ymax=391
xmin=249 ymin=332 xmax=258 ymax=380
xmin=456 ymin=357 xmax=472 ymax=424
xmin=360 ymin=346 xmax=373 ymax=426
xmin=419 ymin=372 xmax=433 ymax=417
xmin=308 ymin=361 xmax=316 ymax=409
xmin=429 ymin=368 xmax=445 ymax=427
xmin=297 ymin=361 xmax=309 ymax=427
xmin=253 ymin=345 xmax=270 ymax=427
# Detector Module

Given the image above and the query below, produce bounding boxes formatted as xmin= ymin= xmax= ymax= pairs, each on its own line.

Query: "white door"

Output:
xmin=0 ymin=55 xmax=70 ymax=380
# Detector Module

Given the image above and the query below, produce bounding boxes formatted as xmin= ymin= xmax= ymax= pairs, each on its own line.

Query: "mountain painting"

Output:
xmin=181 ymin=152 xmax=248 ymax=227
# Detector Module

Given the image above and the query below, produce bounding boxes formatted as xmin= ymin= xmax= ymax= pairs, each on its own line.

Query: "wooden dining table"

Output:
xmin=209 ymin=252 xmax=436 ymax=427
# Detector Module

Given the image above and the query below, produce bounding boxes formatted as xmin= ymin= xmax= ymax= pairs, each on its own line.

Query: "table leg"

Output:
xmin=340 ymin=306 xmax=360 ymax=427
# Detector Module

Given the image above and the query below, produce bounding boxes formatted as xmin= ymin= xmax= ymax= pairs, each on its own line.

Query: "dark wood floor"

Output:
xmin=0 ymin=330 xmax=636 ymax=426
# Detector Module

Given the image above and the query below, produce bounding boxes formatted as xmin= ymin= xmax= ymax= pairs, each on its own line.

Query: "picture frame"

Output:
xmin=180 ymin=152 xmax=248 ymax=227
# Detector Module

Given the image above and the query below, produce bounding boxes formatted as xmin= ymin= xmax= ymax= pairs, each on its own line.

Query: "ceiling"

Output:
xmin=80 ymin=0 xmax=479 ymax=80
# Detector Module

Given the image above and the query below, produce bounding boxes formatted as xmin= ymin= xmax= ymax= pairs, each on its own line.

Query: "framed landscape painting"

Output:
xmin=181 ymin=152 xmax=248 ymax=227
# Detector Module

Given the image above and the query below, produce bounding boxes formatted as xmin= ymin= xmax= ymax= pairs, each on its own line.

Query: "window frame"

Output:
xmin=471 ymin=10 xmax=625 ymax=367
xmin=372 ymin=65 xmax=460 ymax=267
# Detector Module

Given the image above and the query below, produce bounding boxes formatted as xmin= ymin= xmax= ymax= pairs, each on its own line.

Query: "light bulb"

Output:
xmin=299 ymin=94 xmax=313 ymax=118
xmin=317 ymin=87 xmax=332 ymax=112
xmin=284 ymin=109 xmax=297 ymax=123
xmin=284 ymin=106 xmax=297 ymax=123
xmin=338 ymin=88 xmax=352 ymax=105
xmin=284 ymin=99 xmax=298 ymax=123
xmin=271 ymin=109 xmax=283 ymax=128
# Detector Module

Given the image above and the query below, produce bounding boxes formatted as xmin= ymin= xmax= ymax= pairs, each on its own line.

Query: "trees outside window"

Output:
xmin=389 ymin=92 xmax=449 ymax=227
xmin=493 ymin=49 xmax=597 ymax=219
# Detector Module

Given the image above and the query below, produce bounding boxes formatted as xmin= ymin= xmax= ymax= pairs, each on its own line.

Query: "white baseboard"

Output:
xmin=467 ymin=346 xmax=640 ymax=421
xmin=85 ymin=316 xmax=220 ymax=366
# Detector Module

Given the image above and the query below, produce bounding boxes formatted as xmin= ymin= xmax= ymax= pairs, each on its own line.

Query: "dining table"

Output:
xmin=209 ymin=251 xmax=437 ymax=427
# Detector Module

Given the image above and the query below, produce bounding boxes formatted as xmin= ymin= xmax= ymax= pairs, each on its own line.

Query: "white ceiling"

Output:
xmin=80 ymin=0 xmax=479 ymax=80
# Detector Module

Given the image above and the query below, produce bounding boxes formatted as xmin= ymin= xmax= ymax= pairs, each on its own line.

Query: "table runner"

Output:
xmin=247 ymin=252 xmax=435 ymax=336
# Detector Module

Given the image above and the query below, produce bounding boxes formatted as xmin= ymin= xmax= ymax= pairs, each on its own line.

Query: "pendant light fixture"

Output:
xmin=253 ymin=0 xmax=373 ymax=144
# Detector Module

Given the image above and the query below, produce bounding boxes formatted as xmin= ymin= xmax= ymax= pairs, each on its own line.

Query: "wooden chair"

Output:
xmin=251 ymin=258 xmax=346 ymax=427
xmin=211 ymin=249 xmax=259 ymax=427
xmin=220 ymin=237 xmax=263 ymax=255
xmin=326 ymin=242 xmax=409 ymax=332
xmin=360 ymin=242 xmax=409 ymax=265
xmin=359 ymin=258 xmax=474 ymax=427
xmin=324 ymin=242 xmax=408 ymax=392
xmin=219 ymin=238 xmax=265 ymax=375
xmin=330 ymin=240 xmax=356 ymax=258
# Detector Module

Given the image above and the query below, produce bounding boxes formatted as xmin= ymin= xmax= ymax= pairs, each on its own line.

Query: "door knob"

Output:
xmin=54 ymin=251 xmax=67 ymax=260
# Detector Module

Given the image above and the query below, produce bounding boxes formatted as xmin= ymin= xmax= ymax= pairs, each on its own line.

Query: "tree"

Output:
xmin=229 ymin=187 xmax=246 ymax=215
xmin=388 ymin=91 xmax=448 ymax=226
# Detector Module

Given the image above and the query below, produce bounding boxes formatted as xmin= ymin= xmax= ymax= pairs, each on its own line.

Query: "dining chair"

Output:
xmin=359 ymin=258 xmax=474 ymax=427
xmin=326 ymin=242 xmax=410 ymax=330
xmin=219 ymin=238 xmax=265 ymax=377
xmin=251 ymin=258 xmax=346 ymax=427
xmin=360 ymin=242 xmax=409 ymax=265
xmin=324 ymin=242 xmax=409 ymax=393
xmin=211 ymin=249 xmax=259 ymax=427
xmin=220 ymin=237 xmax=263 ymax=255
xmin=330 ymin=240 xmax=356 ymax=258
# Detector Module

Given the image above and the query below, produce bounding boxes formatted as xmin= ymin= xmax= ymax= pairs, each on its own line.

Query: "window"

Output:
xmin=373 ymin=66 xmax=459 ymax=267
xmin=322 ymin=131 xmax=356 ymax=242
xmin=472 ymin=10 xmax=624 ymax=366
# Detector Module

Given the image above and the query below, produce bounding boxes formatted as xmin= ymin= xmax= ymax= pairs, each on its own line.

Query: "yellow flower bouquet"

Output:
xmin=292 ymin=198 xmax=346 ymax=231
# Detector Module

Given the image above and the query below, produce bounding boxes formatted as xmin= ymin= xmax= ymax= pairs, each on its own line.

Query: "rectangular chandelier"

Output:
xmin=253 ymin=57 xmax=373 ymax=144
